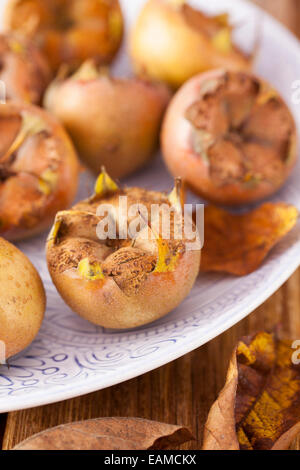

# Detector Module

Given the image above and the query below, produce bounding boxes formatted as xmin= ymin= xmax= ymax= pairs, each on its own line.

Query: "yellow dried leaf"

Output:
xmin=168 ymin=177 xmax=184 ymax=212
xmin=256 ymin=88 xmax=278 ymax=105
xmin=38 ymin=169 xmax=58 ymax=195
xmin=153 ymin=237 xmax=180 ymax=273
xmin=94 ymin=167 xmax=119 ymax=197
xmin=203 ymin=332 xmax=300 ymax=450
xmin=9 ymin=39 xmax=25 ymax=55
xmin=47 ymin=209 xmax=102 ymax=246
xmin=2 ymin=111 xmax=47 ymax=163
xmin=211 ymin=28 xmax=232 ymax=53
xmin=20 ymin=111 xmax=47 ymax=137
xmin=78 ymin=258 xmax=105 ymax=281
xmin=72 ymin=60 xmax=100 ymax=81
xmin=200 ymin=203 xmax=298 ymax=276
xmin=38 ymin=178 xmax=51 ymax=196
xmin=42 ymin=169 xmax=58 ymax=187
xmin=47 ymin=217 xmax=62 ymax=245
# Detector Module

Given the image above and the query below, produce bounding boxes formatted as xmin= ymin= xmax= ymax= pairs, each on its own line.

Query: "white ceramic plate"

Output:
xmin=1 ymin=0 xmax=300 ymax=413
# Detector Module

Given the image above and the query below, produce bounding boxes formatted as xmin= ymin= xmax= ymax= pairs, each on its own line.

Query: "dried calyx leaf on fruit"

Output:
xmin=162 ymin=70 xmax=298 ymax=206
xmin=4 ymin=0 xmax=124 ymax=73
xmin=168 ymin=177 xmax=186 ymax=212
xmin=203 ymin=332 xmax=300 ymax=450
xmin=130 ymin=0 xmax=250 ymax=89
xmin=13 ymin=418 xmax=194 ymax=450
xmin=44 ymin=60 xmax=171 ymax=180
xmin=46 ymin=169 xmax=200 ymax=329
xmin=2 ymin=111 xmax=48 ymax=163
xmin=0 ymin=102 xmax=79 ymax=241
xmin=199 ymin=202 xmax=298 ymax=276
xmin=93 ymin=166 xmax=119 ymax=198
xmin=0 ymin=33 xmax=51 ymax=104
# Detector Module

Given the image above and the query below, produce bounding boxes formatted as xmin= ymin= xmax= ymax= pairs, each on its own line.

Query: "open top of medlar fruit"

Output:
xmin=0 ymin=33 xmax=51 ymax=104
xmin=162 ymin=70 xmax=297 ymax=206
xmin=0 ymin=102 xmax=79 ymax=240
xmin=130 ymin=0 xmax=250 ymax=89
xmin=5 ymin=0 xmax=123 ymax=73
xmin=47 ymin=170 xmax=200 ymax=329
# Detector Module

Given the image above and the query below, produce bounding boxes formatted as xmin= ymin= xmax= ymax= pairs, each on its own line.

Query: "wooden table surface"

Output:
xmin=1 ymin=0 xmax=300 ymax=451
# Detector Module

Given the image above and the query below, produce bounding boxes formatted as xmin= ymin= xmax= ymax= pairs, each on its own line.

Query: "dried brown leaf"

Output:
xmin=203 ymin=332 xmax=300 ymax=450
xmin=200 ymin=203 xmax=298 ymax=275
xmin=13 ymin=417 xmax=194 ymax=450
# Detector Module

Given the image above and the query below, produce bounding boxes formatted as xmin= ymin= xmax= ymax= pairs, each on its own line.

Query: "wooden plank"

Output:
xmin=0 ymin=414 xmax=7 ymax=448
xmin=3 ymin=269 xmax=300 ymax=450
xmin=2 ymin=0 xmax=300 ymax=451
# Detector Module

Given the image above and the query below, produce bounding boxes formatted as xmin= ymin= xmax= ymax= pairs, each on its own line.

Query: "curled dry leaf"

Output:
xmin=13 ymin=417 xmax=194 ymax=451
xmin=200 ymin=203 xmax=298 ymax=275
xmin=203 ymin=332 xmax=300 ymax=450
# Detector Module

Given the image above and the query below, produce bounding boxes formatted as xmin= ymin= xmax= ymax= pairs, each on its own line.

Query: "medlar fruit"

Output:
xmin=44 ymin=61 xmax=171 ymax=179
xmin=47 ymin=170 xmax=201 ymax=329
xmin=5 ymin=0 xmax=123 ymax=73
xmin=0 ymin=33 xmax=51 ymax=104
xmin=130 ymin=0 xmax=250 ymax=89
xmin=0 ymin=102 xmax=80 ymax=240
xmin=162 ymin=70 xmax=297 ymax=206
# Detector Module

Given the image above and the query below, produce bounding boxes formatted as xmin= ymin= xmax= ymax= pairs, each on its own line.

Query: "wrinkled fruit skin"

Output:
xmin=44 ymin=75 xmax=171 ymax=179
xmin=0 ymin=237 xmax=45 ymax=359
xmin=46 ymin=187 xmax=200 ymax=329
xmin=5 ymin=0 xmax=123 ymax=73
xmin=162 ymin=70 xmax=297 ymax=206
xmin=0 ymin=102 xmax=80 ymax=240
xmin=130 ymin=0 xmax=250 ymax=89
xmin=0 ymin=33 xmax=51 ymax=104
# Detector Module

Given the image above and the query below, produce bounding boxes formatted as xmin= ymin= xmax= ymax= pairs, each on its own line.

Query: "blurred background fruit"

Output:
xmin=5 ymin=0 xmax=124 ymax=73
xmin=0 ymin=101 xmax=80 ymax=240
xmin=130 ymin=0 xmax=251 ymax=89
xmin=0 ymin=33 xmax=51 ymax=104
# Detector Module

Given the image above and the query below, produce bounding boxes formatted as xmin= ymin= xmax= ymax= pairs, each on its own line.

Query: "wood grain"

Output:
xmin=2 ymin=275 xmax=300 ymax=450
xmin=1 ymin=0 xmax=300 ymax=451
